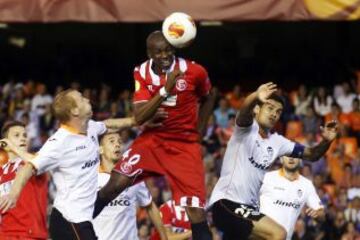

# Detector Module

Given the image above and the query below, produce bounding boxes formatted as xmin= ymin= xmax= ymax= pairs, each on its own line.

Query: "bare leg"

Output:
xmin=185 ymin=207 xmax=212 ymax=240
xmin=250 ymin=215 xmax=286 ymax=240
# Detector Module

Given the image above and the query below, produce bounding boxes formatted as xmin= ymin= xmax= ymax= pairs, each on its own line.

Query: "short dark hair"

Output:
xmin=99 ymin=131 xmax=121 ymax=146
xmin=258 ymin=93 xmax=285 ymax=108
xmin=1 ymin=121 xmax=26 ymax=138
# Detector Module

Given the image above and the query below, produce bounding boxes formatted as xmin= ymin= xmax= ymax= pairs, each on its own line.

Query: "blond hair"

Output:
xmin=52 ymin=89 xmax=77 ymax=123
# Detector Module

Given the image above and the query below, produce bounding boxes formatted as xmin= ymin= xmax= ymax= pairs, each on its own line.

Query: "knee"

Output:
xmin=268 ymin=226 xmax=286 ymax=240
xmin=185 ymin=207 xmax=207 ymax=223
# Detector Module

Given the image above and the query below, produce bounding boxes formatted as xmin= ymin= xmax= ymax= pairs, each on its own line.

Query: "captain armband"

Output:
xmin=290 ymin=143 xmax=305 ymax=159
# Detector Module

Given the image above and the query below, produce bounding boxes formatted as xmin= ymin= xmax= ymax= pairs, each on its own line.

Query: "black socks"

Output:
xmin=191 ymin=221 xmax=213 ymax=240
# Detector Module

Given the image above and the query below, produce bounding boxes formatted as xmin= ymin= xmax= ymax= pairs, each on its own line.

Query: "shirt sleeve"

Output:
xmin=159 ymin=202 xmax=173 ymax=226
xmin=232 ymin=120 xmax=258 ymax=140
xmin=29 ymin=137 xmax=63 ymax=175
xmin=194 ymin=63 xmax=211 ymax=97
xmin=135 ymin=182 xmax=153 ymax=207
xmin=89 ymin=120 xmax=106 ymax=136
xmin=133 ymin=67 xmax=151 ymax=103
xmin=276 ymin=134 xmax=296 ymax=157
xmin=306 ymin=182 xmax=323 ymax=210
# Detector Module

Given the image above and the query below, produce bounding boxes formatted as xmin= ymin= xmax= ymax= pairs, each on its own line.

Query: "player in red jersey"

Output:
xmin=0 ymin=121 xmax=48 ymax=240
xmin=150 ymin=200 xmax=192 ymax=240
xmin=94 ymin=31 xmax=215 ymax=240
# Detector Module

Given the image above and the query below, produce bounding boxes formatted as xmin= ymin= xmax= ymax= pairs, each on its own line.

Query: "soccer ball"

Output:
xmin=162 ymin=12 xmax=197 ymax=48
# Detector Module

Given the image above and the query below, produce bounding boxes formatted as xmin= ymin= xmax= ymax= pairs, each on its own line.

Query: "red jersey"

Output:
xmin=0 ymin=158 xmax=48 ymax=239
xmin=150 ymin=200 xmax=191 ymax=240
xmin=133 ymin=57 xmax=211 ymax=142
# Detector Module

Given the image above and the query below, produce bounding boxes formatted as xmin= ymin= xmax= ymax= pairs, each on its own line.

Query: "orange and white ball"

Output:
xmin=162 ymin=12 xmax=197 ymax=48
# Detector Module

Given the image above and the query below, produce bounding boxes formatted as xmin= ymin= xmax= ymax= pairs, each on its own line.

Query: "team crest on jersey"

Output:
xmin=266 ymin=147 xmax=274 ymax=159
xmin=176 ymin=79 xmax=187 ymax=91
xmin=297 ymin=189 xmax=303 ymax=198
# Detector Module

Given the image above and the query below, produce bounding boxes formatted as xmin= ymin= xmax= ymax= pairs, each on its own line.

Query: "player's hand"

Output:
xmin=165 ymin=69 xmax=183 ymax=93
xmin=320 ymin=120 xmax=338 ymax=142
xmin=305 ymin=208 xmax=323 ymax=219
xmin=256 ymin=82 xmax=277 ymax=103
xmin=145 ymin=108 xmax=168 ymax=128
xmin=0 ymin=193 xmax=18 ymax=213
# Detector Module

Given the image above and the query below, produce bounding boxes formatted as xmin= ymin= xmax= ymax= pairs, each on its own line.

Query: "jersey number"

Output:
xmin=234 ymin=205 xmax=252 ymax=218
xmin=122 ymin=148 xmax=141 ymax=165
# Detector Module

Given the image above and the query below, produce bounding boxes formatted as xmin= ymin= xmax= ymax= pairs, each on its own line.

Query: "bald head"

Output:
xmin=146 ymin=31 xmax=168 ymax=49
xmin=146 ymin=31 xmax=175 ymax=72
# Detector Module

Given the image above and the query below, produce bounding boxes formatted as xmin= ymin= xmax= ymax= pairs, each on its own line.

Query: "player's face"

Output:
xmin=148 ymin=39 xmax=175 ymax=71
xmin=7 ymin=126 xmax=28 ymax=151
xmin=68 ymin=90 xmax=93 ymax=119
xmin=256 ymin=99 xmax=283 ymax=129
xmin=282 ymin=156 xmax=301 ymax=172
xmin=101 ymin=133 xmax=123 ymax=163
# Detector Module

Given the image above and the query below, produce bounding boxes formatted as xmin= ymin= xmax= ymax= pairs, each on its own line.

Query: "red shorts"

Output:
xmin=113 ymin=134 xmax=206 ymax=208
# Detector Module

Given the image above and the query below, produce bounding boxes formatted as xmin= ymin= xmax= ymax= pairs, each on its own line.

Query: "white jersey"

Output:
xmin=29 ymin=120 xmax=106 ymax=223
xmin=209 ymin=121 xmax=295 ymax=208
xmin=260 ymin=170 xmax=323 ymax=240
xmin=92 ymin=173 xmax=152 ymax=240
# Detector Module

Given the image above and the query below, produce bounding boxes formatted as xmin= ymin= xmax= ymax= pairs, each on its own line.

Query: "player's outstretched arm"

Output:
xmin=103 ymin=117 xmax=136 ymax=133
xmin=0 ymin=162 xmax=35 ymax=213
xmin=93 ymin=172 xmax=132 ymax=218
xmin=134 ymin=70 xmax=182 ymax=125
xmin=305 ymin=208 xmax=325 ymax=220
xmin=303 ymin=120 xmax=338 ymax=161
xmin=236 ymin=82 xmax=277 ymax=127
xmin=0 ymin=138 xmax=35 ymax=162
xmin=145 ymin=201 xmax=168 ymax=240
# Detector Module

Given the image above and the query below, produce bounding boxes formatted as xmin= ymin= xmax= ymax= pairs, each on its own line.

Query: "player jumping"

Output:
xmin=209 ymin=82 xmax=337 ymax=240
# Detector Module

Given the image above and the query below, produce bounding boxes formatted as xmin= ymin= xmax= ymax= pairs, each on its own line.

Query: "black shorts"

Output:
xmin=49 ymin=208 xmax=98 ymax=240
xmin=211 ymin=199 xmax=265 ymax=240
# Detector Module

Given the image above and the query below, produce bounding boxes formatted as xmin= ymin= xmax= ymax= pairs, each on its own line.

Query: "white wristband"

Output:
xmin=159 ymin=87 xmax=169 ymax=98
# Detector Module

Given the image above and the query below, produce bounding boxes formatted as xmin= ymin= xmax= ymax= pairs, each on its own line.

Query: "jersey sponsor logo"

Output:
xmin=108 ymin=198 xmax=131 ymax=207
xmin=273 ymin=199 xmax=301 ymax=209
xmin=75 ymin=145 xmax=86 ymax=151
xmin=48 ymin=138 xmax=57 ymax=142
xmin=176 ymin=79 xmax=187 ymax=91
xmin=91 ymin=136 xmax=96 ymax=142
xmin=248 ymin=157 xmax=270 ymax=170
xmin=81 ymin=157 xmax=99 ymax=169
